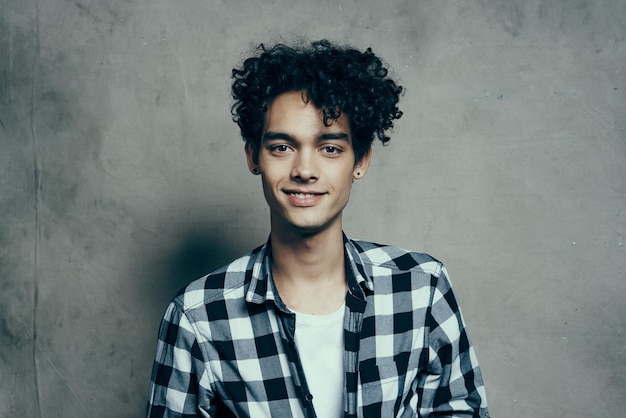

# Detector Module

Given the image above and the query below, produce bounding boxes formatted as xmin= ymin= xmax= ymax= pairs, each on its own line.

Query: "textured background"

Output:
xmin=1 ymin=0 xmax=625 ymax=417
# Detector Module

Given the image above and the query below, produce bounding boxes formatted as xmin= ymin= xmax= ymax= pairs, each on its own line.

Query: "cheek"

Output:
xmin=337 ymin=170 xmax=356 ymax=193
xmin=259 ymin=168 xmax=285 ymax=198
xmin=260 ymin=173 xmax=276 ymax=192
xmin=260 ymin=165 xmax=282 ymax=181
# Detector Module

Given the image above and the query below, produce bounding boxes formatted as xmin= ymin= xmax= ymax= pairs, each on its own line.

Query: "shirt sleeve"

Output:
xmin=146 ymin=301 xmax=214 ymax=417
xmin=419 ymin=266 xmax=489 ymax=417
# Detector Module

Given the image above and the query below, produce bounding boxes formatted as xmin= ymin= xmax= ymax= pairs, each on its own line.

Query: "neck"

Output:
xmin=270 ymin=225 xmax=345 ymax=282
xmin=269 ymin=225 xmax=347 ymax=314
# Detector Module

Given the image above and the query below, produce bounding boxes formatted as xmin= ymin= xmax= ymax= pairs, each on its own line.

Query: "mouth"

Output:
xmin=287 ymin=192 xmax=322 ymax=198
xmin=284 ymin=190 xmax=326 ymax=207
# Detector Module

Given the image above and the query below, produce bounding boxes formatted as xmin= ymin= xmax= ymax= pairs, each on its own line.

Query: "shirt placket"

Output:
xmin=343 ymin=280 xmax=367 ymax=418
xmin=343 ymin=241 xmax=370 ymax=418
xmin=254 ymin=248 xmax=316 ymax=418
xmin=275 ymin=305 xmax=317 ymax=418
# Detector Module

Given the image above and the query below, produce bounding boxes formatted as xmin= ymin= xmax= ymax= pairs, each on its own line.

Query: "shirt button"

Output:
xmin=305 ymin=393 xmax=313 ymax=402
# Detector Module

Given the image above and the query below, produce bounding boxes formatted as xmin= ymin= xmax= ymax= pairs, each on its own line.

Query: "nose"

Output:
xmin=291 ymin=149 xmax=319 ymax=182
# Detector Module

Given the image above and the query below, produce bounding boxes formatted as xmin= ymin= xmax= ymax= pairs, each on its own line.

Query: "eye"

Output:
xmin=269 ymin=144 xmax=292 ymax=153
xmin=321 ymin=145 xmax=343 ymax=155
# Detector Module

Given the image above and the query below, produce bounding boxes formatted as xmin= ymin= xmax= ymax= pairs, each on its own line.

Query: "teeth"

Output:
xmin=291 ymin=192 xmax=315 ymax=198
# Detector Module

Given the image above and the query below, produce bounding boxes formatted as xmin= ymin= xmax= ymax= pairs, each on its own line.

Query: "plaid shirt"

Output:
xmin=147 ymin=236 xmax=489 ymax=417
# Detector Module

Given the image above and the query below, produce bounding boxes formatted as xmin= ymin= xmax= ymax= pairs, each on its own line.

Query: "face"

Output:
xmin=246 ymin=91 xmax=371 ymax=237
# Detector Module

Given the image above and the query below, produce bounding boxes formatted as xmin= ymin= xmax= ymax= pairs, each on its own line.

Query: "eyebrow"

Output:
xmin=262 ymin=131 xmax=350 ymax=142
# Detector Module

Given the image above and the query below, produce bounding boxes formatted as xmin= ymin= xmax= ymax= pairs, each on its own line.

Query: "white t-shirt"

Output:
xmin=294 ymin=304 xmax=345 ymax=418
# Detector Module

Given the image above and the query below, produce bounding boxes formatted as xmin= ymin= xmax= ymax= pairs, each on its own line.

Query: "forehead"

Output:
xmin=263 ymin=91 xmax=351 ymax=137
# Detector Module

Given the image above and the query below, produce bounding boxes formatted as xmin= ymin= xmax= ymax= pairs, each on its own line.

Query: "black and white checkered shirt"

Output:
xmin=147 ymin=235 xmax=489 ymax=417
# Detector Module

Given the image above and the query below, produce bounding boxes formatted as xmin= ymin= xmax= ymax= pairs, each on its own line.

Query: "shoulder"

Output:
xmin=349 ymin=238 xmax=445 ymax=278
xmin=171 ymin=244 xmax=264 ymax=312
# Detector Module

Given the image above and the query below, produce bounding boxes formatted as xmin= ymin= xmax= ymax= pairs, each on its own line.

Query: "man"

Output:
xmin=147 ymin=39 xmax=489 ymax=417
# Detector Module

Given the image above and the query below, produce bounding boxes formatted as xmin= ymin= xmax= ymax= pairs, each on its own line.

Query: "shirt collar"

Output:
xmin=244 ymin=233 xmax=374 ymax=306
xmin=244 ymin=240 xmax=273 ymax=305
xmin=343 ymin=234 xmax=375 ymax=299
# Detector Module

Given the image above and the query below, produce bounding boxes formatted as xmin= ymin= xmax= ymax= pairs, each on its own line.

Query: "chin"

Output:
xmin=296 ymin=225 xmax=327 ymax=237
xmin=289 ymin=217 xmax=341 ymax=237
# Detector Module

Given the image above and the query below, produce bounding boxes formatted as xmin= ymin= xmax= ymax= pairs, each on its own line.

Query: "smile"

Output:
xmin=289 ymin=192 xmax=320 ymax=198
xmin=284 ymin=190 xmax=325 ymax=207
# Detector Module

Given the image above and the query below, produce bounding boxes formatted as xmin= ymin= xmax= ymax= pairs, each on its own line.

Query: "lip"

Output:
xmin=283 ymin=190 xmax=326 ymax=207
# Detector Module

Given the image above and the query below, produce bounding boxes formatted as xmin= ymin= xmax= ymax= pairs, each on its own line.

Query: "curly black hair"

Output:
xmin=231 ymin=39 xmax=403 ymax=163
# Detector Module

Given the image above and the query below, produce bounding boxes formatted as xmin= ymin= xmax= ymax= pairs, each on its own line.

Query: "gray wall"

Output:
xmin=1 ymin=0 xmax=624 ymax=416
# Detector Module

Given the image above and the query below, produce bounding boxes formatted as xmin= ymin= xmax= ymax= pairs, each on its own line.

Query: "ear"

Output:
xmin=353 ymin=148 xmax=372 ymax=179
xmin=245 ymin=142 xmax=260 ymax=175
